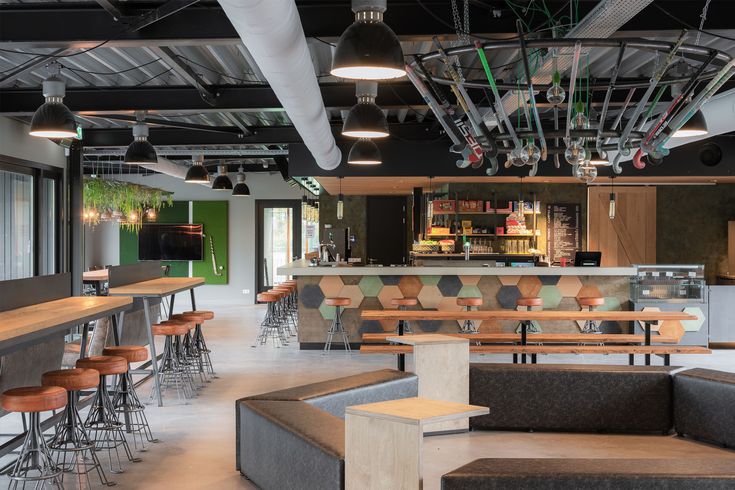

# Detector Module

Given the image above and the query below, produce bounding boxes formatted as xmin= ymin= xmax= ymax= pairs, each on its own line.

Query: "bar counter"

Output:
xmin=278 ymin=260 xmax=636 ymax=348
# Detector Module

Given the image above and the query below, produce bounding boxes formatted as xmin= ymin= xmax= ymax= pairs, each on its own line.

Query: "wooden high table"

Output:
xmin=345 ymin=397 xmax=488 ymax=490
xmin=363 ymin=310 xmax=698 ymax=366
xmin=108 ymin=276 xmax=205 ymax=406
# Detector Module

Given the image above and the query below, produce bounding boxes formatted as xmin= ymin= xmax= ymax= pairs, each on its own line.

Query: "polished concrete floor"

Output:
xmin=1 ymin=302 xmax=734 ymax=489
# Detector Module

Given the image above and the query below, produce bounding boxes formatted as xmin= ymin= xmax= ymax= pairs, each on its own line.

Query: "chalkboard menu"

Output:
xmin=546 ymin=203 xmax=581 ymax=263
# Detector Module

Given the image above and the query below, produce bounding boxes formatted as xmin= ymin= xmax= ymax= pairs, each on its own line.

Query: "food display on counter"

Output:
xmin=412 ymin=240 xmax=440 ymax=253
xmin=505 ymin=211 xmax=531 ymax=235
xmin=439 ymin=239 xmax=455 ymax=253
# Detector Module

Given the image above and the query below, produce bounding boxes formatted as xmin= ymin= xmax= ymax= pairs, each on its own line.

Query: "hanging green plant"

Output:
xmin=83 ymin=178 xmax=173 ymax=232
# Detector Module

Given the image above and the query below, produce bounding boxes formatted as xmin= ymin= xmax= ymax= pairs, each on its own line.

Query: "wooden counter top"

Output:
xmin=108 ymin=277 xmax=205 ymax=297
xmin=361 ymin=310 xmax=697 ymax=322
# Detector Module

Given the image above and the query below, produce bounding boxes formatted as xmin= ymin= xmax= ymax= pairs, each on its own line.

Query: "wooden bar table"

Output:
xmin=345 ymin=397 xmax=488 ymax=490
xmin=363 ymin=310 xmax=698 ymax=366
xmin=385 ymin=334 xmax=470 ymax=433
xmin=108 ymin=276 xmax=205 ymax=406
xmin=82 ymin=269 xmax=109 ymax=296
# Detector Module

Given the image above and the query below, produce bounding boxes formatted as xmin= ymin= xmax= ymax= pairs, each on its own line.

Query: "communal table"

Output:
xmin=82 ymin=269 xmax=109 ymax=296
xmin=108 ymin=276 xmax=205 ymax=406
xmin=345 ymin=397 xmax=488 ymax=490
xmin=362 ymin=310 xmax=698 ymax=365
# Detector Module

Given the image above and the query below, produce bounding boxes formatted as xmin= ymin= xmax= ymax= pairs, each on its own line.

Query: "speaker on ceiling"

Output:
xmin=699 ymin=142 xmax=722 ymax=167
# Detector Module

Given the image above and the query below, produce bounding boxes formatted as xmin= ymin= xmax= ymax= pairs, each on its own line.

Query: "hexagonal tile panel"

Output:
xmin=599 ymin=296 xmax=622 ymax=311
xmin=420 ymin=275 xmax=441 ymax=286
xmin=576 ymin=284 xmax=602 ymax=303
xmin=359 ymin=276 xmax=383 ymax=297
xmin=377 ymin=285 xmax=403 ymax=309
xmin=496 ymin=285 xmax=521 ymax=309
xmin=458 ymin=285 xmax=482 ymax=299
xmin=637 ymin=307 xmax=662 ymax=331
xmin=659 ymin=320 xmax=685 ymax=340
xmin=517 ymin=276 xmax=542 ymax=298
xmin=499 ymin=275 xmax=521 ymax=286
xmin=338 ymin=285 xmax=364 ymax=309
xmin=682 ymin=307 xmax=706 ymax=332
xmin=459 ymin=275 xmax=481 ymax=286
xmin=538 ymin=285 xmax=563 ymax=309
xmin=557 ymin=276 xmax=582 ymax=297
xmin=539 ymin=275 xmax=561 ymax=286
xmin=398 ymin=276 xmax=423 ymax=299
xmin=418 ymin=285 xmax=443 ymax=309
xmin=300 ymin=284 xmax=325 ymax=309
xmin=479 ymin=319 xmax=503 ymax=333
xmin=318 ymin=300 xmax=336 ymax=320
xmin=319 ymin=276 xmax=344 ymax=299
xmin=380 ymin=275 xmax=401 ymax=286
xmin=438 ymin=296 xmax=463 ymax=312
xmin=437 ymin=275 xmax=463 ymax=296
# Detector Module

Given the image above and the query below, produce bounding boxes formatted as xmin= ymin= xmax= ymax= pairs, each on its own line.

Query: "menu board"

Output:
xmin=546 ymin=203 xmax=581 ymax=263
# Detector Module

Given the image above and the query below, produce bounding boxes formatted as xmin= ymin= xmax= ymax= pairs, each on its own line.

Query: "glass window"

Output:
xmin=0 ymin=169 xmax=34 ymax=280
xmin=263 ymin=207 xmax=293 ymax=287
xmin=40 ymin=177 xmax=56 ymax=275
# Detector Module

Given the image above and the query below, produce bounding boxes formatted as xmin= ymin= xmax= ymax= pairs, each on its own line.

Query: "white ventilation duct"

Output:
xmin=140 ymin=157 xmax=187 ymax=179
xmin=217 ymin=0 xmax=342 ymax=170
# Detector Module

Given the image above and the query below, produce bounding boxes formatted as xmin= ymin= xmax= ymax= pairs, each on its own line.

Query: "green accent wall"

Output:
xmin=192 ymin=201 xmax=228 ymax=284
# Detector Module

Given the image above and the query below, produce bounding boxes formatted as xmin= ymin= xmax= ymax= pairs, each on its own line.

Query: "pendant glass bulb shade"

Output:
xmin=546 ymin=71 xmax=565 ymax=105
xmin=29 ymin=77 xmax=77 ymax=138
xmin=348 ymin=138 xmax=382 ymax=164
xmin=212 ymin=164 xmax=233 ymax=191
xmin=672 ymin=110 xmax=708 ymax=138
xmin=185 ymin=156 xmax=210 ymax=183
xmin=330 ymin=7 xmax=405 ymax=80
xmin=573 ymin=162 xmax=598 ymax=183
xmin=342 ymin=101 xmax=389 ymax=138
xmin=509 ymin=147 xmax=529 ymax=167
xmin=564 ymin=142 xmax=585 ymax=165
xmin=124 ymin=123 xmax=157 ymax=165
xmin=523 ymin=141 xmax=541 ymax=165
xmin=232 ymin=167 xmax=250 ymax=196
xmin=609 ymin=192 xmax=616 ymax=220
xmin=337 ymin=193 xmax=344 ymax=220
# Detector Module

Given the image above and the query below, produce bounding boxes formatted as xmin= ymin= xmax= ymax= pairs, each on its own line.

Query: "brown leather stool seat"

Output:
xmin=578 ymin=297 xmax=605 ymax=307
xmin=457 ymin=297 xmax=483 ymax=307
xmin=152 ymin=322 xmax=190 ymax=336
xmin=257 ymin=292 xmax=279 ymax=303
xmin=42 ymin=368 xmax=99 ymax=392
xmin=76 ymin=356 xmax=128 ymax=376
xmin=517 ymin=297 xmax=543 ymax=307
xmin=1 ymin=386 xmax=67 ymax=413
xmin=391 ymin=297 xmax=418 ymax=307
xmin=103 ymin=345 xmax=148 ymax=363
xmin=171 ymin=312 xmax=207 ymax=324
xmin=325 ymin=297 xmax=351 ymax=307
xmin=182 ymin=310 xmax=214 ymax=320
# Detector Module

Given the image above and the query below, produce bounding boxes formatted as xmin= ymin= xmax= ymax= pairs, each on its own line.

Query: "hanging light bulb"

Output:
xmin=572 ymin=100 xmax=589 ymax=130
xmin=342 ymin=81 xmax=389 ymax=138
xmin=523 ymin=140 xmax=540 ymax=166
xmin=564 ymin=141 xmax=585 ymax=165
xmin=232 ymin=166 xmax=250 ymax=196
xmin=546 ymin=70 xmax=565 ymax=106
xmin=146 ymin=208 xmax=157 ymax=220
xmin=124 ymin=111 xmax=157 ymax=165
xmin=608 ymin=176 xmax=616 ymax=220
xmin=211 ymin=164 xmax=233 ymax=191
xmin=337 ymin=177 xmax=344 ymax=220
xmin=509 ymin=147 xmax=529 ymax=167
xmin=185 ymin=154 xmax=209 ymax=183
xmin=29 ymin=61 xmax=78 ymax=139
xmin=573 ymin=162 xmax=598 ymax=184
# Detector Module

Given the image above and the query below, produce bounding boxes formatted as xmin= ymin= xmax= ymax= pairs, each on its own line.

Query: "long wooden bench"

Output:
xmin=362 ymin=332 xmax=680 ymax=344
xmin=359 ymin=343 xmax=712 ymax=366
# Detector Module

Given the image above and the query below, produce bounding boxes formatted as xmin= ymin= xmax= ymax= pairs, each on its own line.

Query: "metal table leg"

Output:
xmin=190 ymin=288 xmax=197 ymax=311
xmin=168 ymin=293 xmax=176 ymax=319
xmin=397 ymin=320 xmax=405 ymax=372
xmin=644 ymin=321 xmax=652 ymax=366
xmin=143 ymin=297 xmax=163 ymax=407
xmin=521 ymin=322 xmax=528 ymax=364
xmin=79 ymin=323 xmax=90 ymax=360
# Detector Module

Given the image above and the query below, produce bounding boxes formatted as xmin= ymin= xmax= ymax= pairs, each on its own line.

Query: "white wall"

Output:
xmin=84 ymin=171 xmax=302 ymax=304
xmin=0 ymin=117 xmax=67 ymax=168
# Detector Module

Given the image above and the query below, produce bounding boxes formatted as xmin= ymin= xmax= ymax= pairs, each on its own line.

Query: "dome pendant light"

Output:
xmin=212 ymin=164 xmax=233 ymax=191
xmin=336 ymin=177 xmax=344 ymax=220
xmin=342 ymin=81 xmax=389 ymax=138
xmin=672 ymin=110 xmax=708 ymax=138
xmin=185 ymin=154 xmax=210 ymax=183
xmin=232 ymin=166 xmax=251 ymax=196
xmin=124 ymin=112 xmax=157 ymax=165
xmin=348 ymin=138 xmax=382 ymax=164
xmin=330 ymin=0 xmax=405 ymax=80
xmin=29 ymin=62 xmax=78 ymax=139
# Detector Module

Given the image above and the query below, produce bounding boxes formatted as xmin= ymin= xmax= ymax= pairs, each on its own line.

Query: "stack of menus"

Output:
xmin=546 ymin=203 xmax=581 ymax=264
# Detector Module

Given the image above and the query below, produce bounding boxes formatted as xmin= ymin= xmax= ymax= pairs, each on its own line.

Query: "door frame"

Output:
xmin=255 ymin=199 xmax=302 ymax=293
xmin=366 ymin=195 xmax=408 ymax=265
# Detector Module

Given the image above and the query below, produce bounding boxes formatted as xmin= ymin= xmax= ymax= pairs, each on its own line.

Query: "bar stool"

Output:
xmin=171 ymin=312 xmax=208 ymax=384
xmin=516 ymin=297 xmax=543 ymax=364
xmin=457 ymin=297 xmax=483 ymax=333
xmin=77 ymin=355 xmax=141 ymax=473
xmin=150 ymin=320 xmax=196 ymax=402
xmin=182 ymin=310 xmax=216 ymax=378
xmin=272 ymin=285 xmax=297 ymax=336
xmin=1 ymin=386 xmax=67 ymax=489
xmin=256 ymin=292 xmax=289 ymax=347
xmin=103 ymin=346 xmax=158 ymax=451
xmin=41 ymin=368 xmax=113 ymax=487
xmin=324 ymin=297 xmax=351 ymax=353
xmin=578 ymin=297 xmax=605 ymax=334
xmin=390 ymin=298 xmax=417 ymax=334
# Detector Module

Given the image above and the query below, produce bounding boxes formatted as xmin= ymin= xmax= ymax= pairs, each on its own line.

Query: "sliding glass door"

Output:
xmin=256 ymin=200 xmax=302 ymax=292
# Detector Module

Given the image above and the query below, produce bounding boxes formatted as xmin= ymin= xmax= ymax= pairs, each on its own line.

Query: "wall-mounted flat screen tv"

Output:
xmin=139 ymin=224 xmax=203 ymax=261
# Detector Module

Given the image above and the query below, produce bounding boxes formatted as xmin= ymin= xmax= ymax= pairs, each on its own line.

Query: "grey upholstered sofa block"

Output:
xmin=236 ymin=369 xmax=418 ymax=489
xmin=469 ymin=363 xmax=676 ymax=432
xmin=674 ymin=368 xmax=735 ymax=447
xmin=441 ymin=458 xmax=735 ymax=490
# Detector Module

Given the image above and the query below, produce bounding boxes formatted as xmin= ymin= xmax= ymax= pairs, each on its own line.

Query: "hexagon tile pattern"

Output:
xmin=338 ymin=285 xmax=364 ymax=309
xmin=378 ymin=285 xmax=403 ymax=309
xmin=398 ymin=276 xmax=423 ymax=299
xmin=497 ymin=285 xmax=521 ymax=309
xmin=557 ymin=276 xmax=582 ymax=297
xmin=358 ymin=276 xmax=382 ymax=297
xmin=381 ymin=275 xmax=401 ymax=286
xmin=659 ymin=320 xmax=685 ymax=340
xmin=318 ymin=300 xmax=336 ymax=320
xmin=638 ymin=307 xmax=662 ymax=331
xmin=539 ymin=275 xmax=561 ymax=286
xmin=460 ymin=275 xmax=481 ymax=286
xmin=517 ymin=276 xmax=542 ymax=298
xmin=300 ymin=284 xmax=325 ymax=309
xmin=576 ymin=285 xmax=602 ymax=303
xmin=437 ymin=275 xmax=463 ymax=297
xmin=418 ymin=285 xmax=443 ymax=309
xmin=420 ymin=275 xmax=441 ymax=286
xmin=458 ymin=285 xmax=482 ymax=298
xmin=499 ymin=275 xmax=521 ymax=286
xmin=538 ymin=285 xmax=563 ymax=309
xmin=319 ymin=276 xmax=344 ymax=298
xmin=682 ymin=307 xmax=705 ymax=332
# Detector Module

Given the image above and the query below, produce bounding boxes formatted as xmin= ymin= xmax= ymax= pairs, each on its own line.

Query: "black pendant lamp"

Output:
xmin=212 ymin=164 xmax=233 ymax=191
xmin=232 ymin=166 xmax=251 ymax=196
xmin=29 ymin=62 xmax=77 ymax=139
xmin=185 ymin=155 xmax=210 ymax=183
xmin=348 ymin=138 xmax=382 ymax=164
xmin=331 ymin=0 xmax=405 ymax=80
xmin=124 ymin=113 xmax=157 ymax=165
xmin=342 ymin=81 xmax=389 ymax=138
xmin=672 ymin=110 xmax=708 ymax=138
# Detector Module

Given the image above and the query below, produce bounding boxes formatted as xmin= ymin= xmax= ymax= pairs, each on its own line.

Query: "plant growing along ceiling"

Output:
xmin=83 ymin=178 xmax=173 ymax=231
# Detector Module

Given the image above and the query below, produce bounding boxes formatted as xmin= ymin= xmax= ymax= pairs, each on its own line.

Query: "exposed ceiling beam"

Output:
xmin=1 ymin=2 xmax=730 ymax=48
xmin=149 ymin=46 xmax=218 ymax=105
xmin=0 ymin=48 xmax=66 ymax=87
